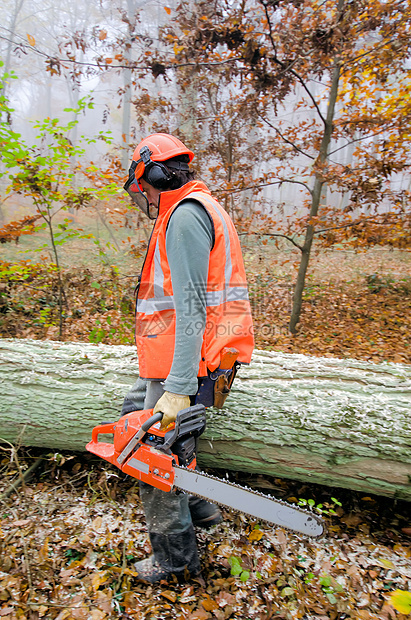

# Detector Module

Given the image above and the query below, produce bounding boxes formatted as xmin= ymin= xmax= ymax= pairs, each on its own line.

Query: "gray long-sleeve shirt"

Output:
xmin=163 ymin=200 xmax=214 ymax=395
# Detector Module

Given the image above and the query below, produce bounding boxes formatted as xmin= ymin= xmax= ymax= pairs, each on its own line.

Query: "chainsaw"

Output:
xmin=86 ymin=404 xmax=325 ymax=537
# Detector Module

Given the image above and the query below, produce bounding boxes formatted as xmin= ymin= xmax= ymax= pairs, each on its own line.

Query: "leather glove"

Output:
xmin=153 ymin=391 xmax=191 ymax=430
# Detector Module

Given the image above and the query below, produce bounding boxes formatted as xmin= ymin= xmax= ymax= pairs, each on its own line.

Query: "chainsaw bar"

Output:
xmin=174 ymin=466 xmax=325 ymax=537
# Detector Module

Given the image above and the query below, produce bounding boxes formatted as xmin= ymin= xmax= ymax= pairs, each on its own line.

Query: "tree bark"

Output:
xmin=0 ymin=338 xmax=410 ymax=500
xmin=289 ymin=0 xmax=345 ymax=334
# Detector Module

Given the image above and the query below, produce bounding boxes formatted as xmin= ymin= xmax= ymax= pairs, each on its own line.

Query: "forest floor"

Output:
xmin=0 ymin=449 xmax=410 ymax=620
xmin=0 ymin=246 xmax=410 ymax=619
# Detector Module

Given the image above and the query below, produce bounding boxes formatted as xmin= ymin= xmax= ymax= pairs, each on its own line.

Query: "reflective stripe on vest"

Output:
xmin=137 ymin=286 xmax=249 ymax=315
xmin=153 ymin=239 xmax=165 ymax=297
xmin=137 ymin=191 xmax=244 ymax=316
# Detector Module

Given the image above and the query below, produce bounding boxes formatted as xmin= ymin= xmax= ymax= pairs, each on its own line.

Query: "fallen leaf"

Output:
xmin=377 ymin=558 xmax=394 ymax=569
xmin=95 ymin=591 xmax=112 ymax=614
xmin=216 ymin=592 xmax=235 ymax=607
xmin=276 ymin=528 xmax=288 ymax=550
xmin=92 ymin=516 xmax=103 ymax=529
xmin=71 ymin=607 xmax=89 ymax=619
xmin=347 ymin=564 xmax=363 ymax=588
xmin=39 ymin=537 xmax=49 ymax=563
xmin=216 ymin=544 xmax=232 ymax=558
xmin=357 ymin=592 xmax=370 ymax=608
xmin=56 ymin=609 xmax=71 ymax=620
xmin=380 ymin=601 xmax=397 ymax=620
xmin=341 ymin=513 xmax=363 ymax=527
xmin=248 ymin=528 xmax=264 ymax=541
xmin=161 ymin=590 xmax=177 ymax=602
xmin=90 ymin=610 xmax=107 ymax=620
xmin=281 ymin=587 xmax=294 ymax=597
xmin=201 ymin=597 xmax=219 ymax=612
xmin=12 ymin=519 xmax=31 ymax=527
xmin=38 ymin=606 xmax=49 ymax=618
xmin=388 ymin=589 xmax=411 ymax=614
xmin=189 ymin=609 xmax=210 ymax=620
xmin=92 ymin=570 xmax=108 ymax=592
xmin=256 ymin=554 xmax=280 ymax=575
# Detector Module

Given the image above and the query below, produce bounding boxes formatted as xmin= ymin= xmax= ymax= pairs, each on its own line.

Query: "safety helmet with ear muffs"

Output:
xmin=124 ymin=133 xmax=194 ymax=218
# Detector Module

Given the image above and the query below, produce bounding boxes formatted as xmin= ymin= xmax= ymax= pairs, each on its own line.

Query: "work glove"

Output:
xmin=153 ymin=391 xmax=191 ymax=430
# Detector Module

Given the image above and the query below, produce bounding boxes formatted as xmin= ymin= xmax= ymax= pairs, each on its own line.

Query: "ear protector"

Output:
xmin=137 ymin=146 xmax=175 ymax=190
xmin=135 ymin=145 xmax=190 ymax=190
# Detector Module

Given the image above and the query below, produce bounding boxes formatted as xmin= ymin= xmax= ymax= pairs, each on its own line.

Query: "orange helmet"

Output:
xmin=124 ymin=133 xmax=194 ymax=218
xmin=132 ymin=133 xmax=194 ymax=170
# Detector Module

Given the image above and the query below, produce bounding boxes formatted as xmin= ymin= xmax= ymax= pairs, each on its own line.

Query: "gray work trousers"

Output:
xmin=122 ymin=378 xmax=199 ymax=575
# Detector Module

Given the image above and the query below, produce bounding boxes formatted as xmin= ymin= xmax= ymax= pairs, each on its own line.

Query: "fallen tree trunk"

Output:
xmin=1 ymin=338 xmax=410 ymax=500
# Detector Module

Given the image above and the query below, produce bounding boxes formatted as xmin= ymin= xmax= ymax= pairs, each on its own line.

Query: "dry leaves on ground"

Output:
xmin=0 ymin=451 xmax=410 ymax=620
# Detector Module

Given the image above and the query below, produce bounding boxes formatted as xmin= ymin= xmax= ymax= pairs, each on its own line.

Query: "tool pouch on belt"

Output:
xmin=195 ymin=348 xmax=239 ymax=409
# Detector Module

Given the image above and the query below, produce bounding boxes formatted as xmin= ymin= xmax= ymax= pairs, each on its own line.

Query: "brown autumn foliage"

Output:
xmin=317 ymin=210 xmax=411 ymax=251
xmin=153 ymin=0 xmax=411 ymax=336
xmin=1 ymin=253 xmax=410 ymax=363
xmin=0 ymin=216 xmax=41 ymax=245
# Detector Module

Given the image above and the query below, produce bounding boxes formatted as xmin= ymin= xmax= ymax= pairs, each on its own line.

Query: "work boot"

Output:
xmin=189 ymin=496 xmax=222 ymax=528
xmin=133 ymin=555 xmax=170 ymax=584
xmin=134 ymin=526 xmax=201 ymax=583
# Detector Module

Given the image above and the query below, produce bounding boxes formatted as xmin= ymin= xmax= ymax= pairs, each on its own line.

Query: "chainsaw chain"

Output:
xmin=176 ymin=466 xmax=326 ymax=538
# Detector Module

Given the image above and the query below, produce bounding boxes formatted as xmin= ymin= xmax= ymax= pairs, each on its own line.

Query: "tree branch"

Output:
xmin=341 ymin=36 xmax=398 ymax=74
xmin=328 ymin=125 xmax=395 ymax=156
xmin=258 ymin=1 xmax=326 ymax=126
xmin=258 ymin=113 xmax=315 ymax=160
xmin=239 ymin=230 xmax=303 ymax=251
xmin=313 ymin=216 xmax=401 ymax=235
xmin=0 ymin=33 xmax=240 ymax=73
xmin=223 ymin=179 xmax=313 ymax=196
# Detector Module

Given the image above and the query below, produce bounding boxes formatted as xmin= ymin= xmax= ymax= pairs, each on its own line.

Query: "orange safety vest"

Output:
xmin=135 ymin=180 xmax=254 ymax=381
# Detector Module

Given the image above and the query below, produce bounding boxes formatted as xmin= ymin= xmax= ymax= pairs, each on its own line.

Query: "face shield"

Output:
xmin=124 ymin=160 xmax=157 ymax=220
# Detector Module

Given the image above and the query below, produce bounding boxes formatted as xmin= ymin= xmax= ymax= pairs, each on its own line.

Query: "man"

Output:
xmin=123 ymin=133 xmax=254 ymax=583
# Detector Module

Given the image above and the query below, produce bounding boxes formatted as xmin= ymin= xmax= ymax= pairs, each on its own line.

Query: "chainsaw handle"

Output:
xmin=91 ymin=422 xmax=116 ymax=444
xmin=135 ymin=411 xmax=164 ymax=440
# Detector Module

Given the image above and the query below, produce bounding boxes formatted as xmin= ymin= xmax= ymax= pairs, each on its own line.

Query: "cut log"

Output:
xmin=0 ymin=338 xmax=410 ymax=500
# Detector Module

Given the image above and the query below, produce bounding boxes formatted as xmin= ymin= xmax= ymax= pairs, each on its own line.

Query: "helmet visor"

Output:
xmin=124 ymin=161 xmax=153 ymax=218
xmin=124 ymin=177 xmax=149 ymax=211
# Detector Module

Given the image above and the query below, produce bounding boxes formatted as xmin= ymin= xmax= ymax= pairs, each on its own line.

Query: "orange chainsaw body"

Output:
xmin=86 ymin=408 xmax=198 ymax=492
xmin=86 ymin=350 xmax=238 ymax=493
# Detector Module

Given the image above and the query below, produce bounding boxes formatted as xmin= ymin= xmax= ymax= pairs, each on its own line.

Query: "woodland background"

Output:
xmin=0 ymin=0 xmax=411 ymax=619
